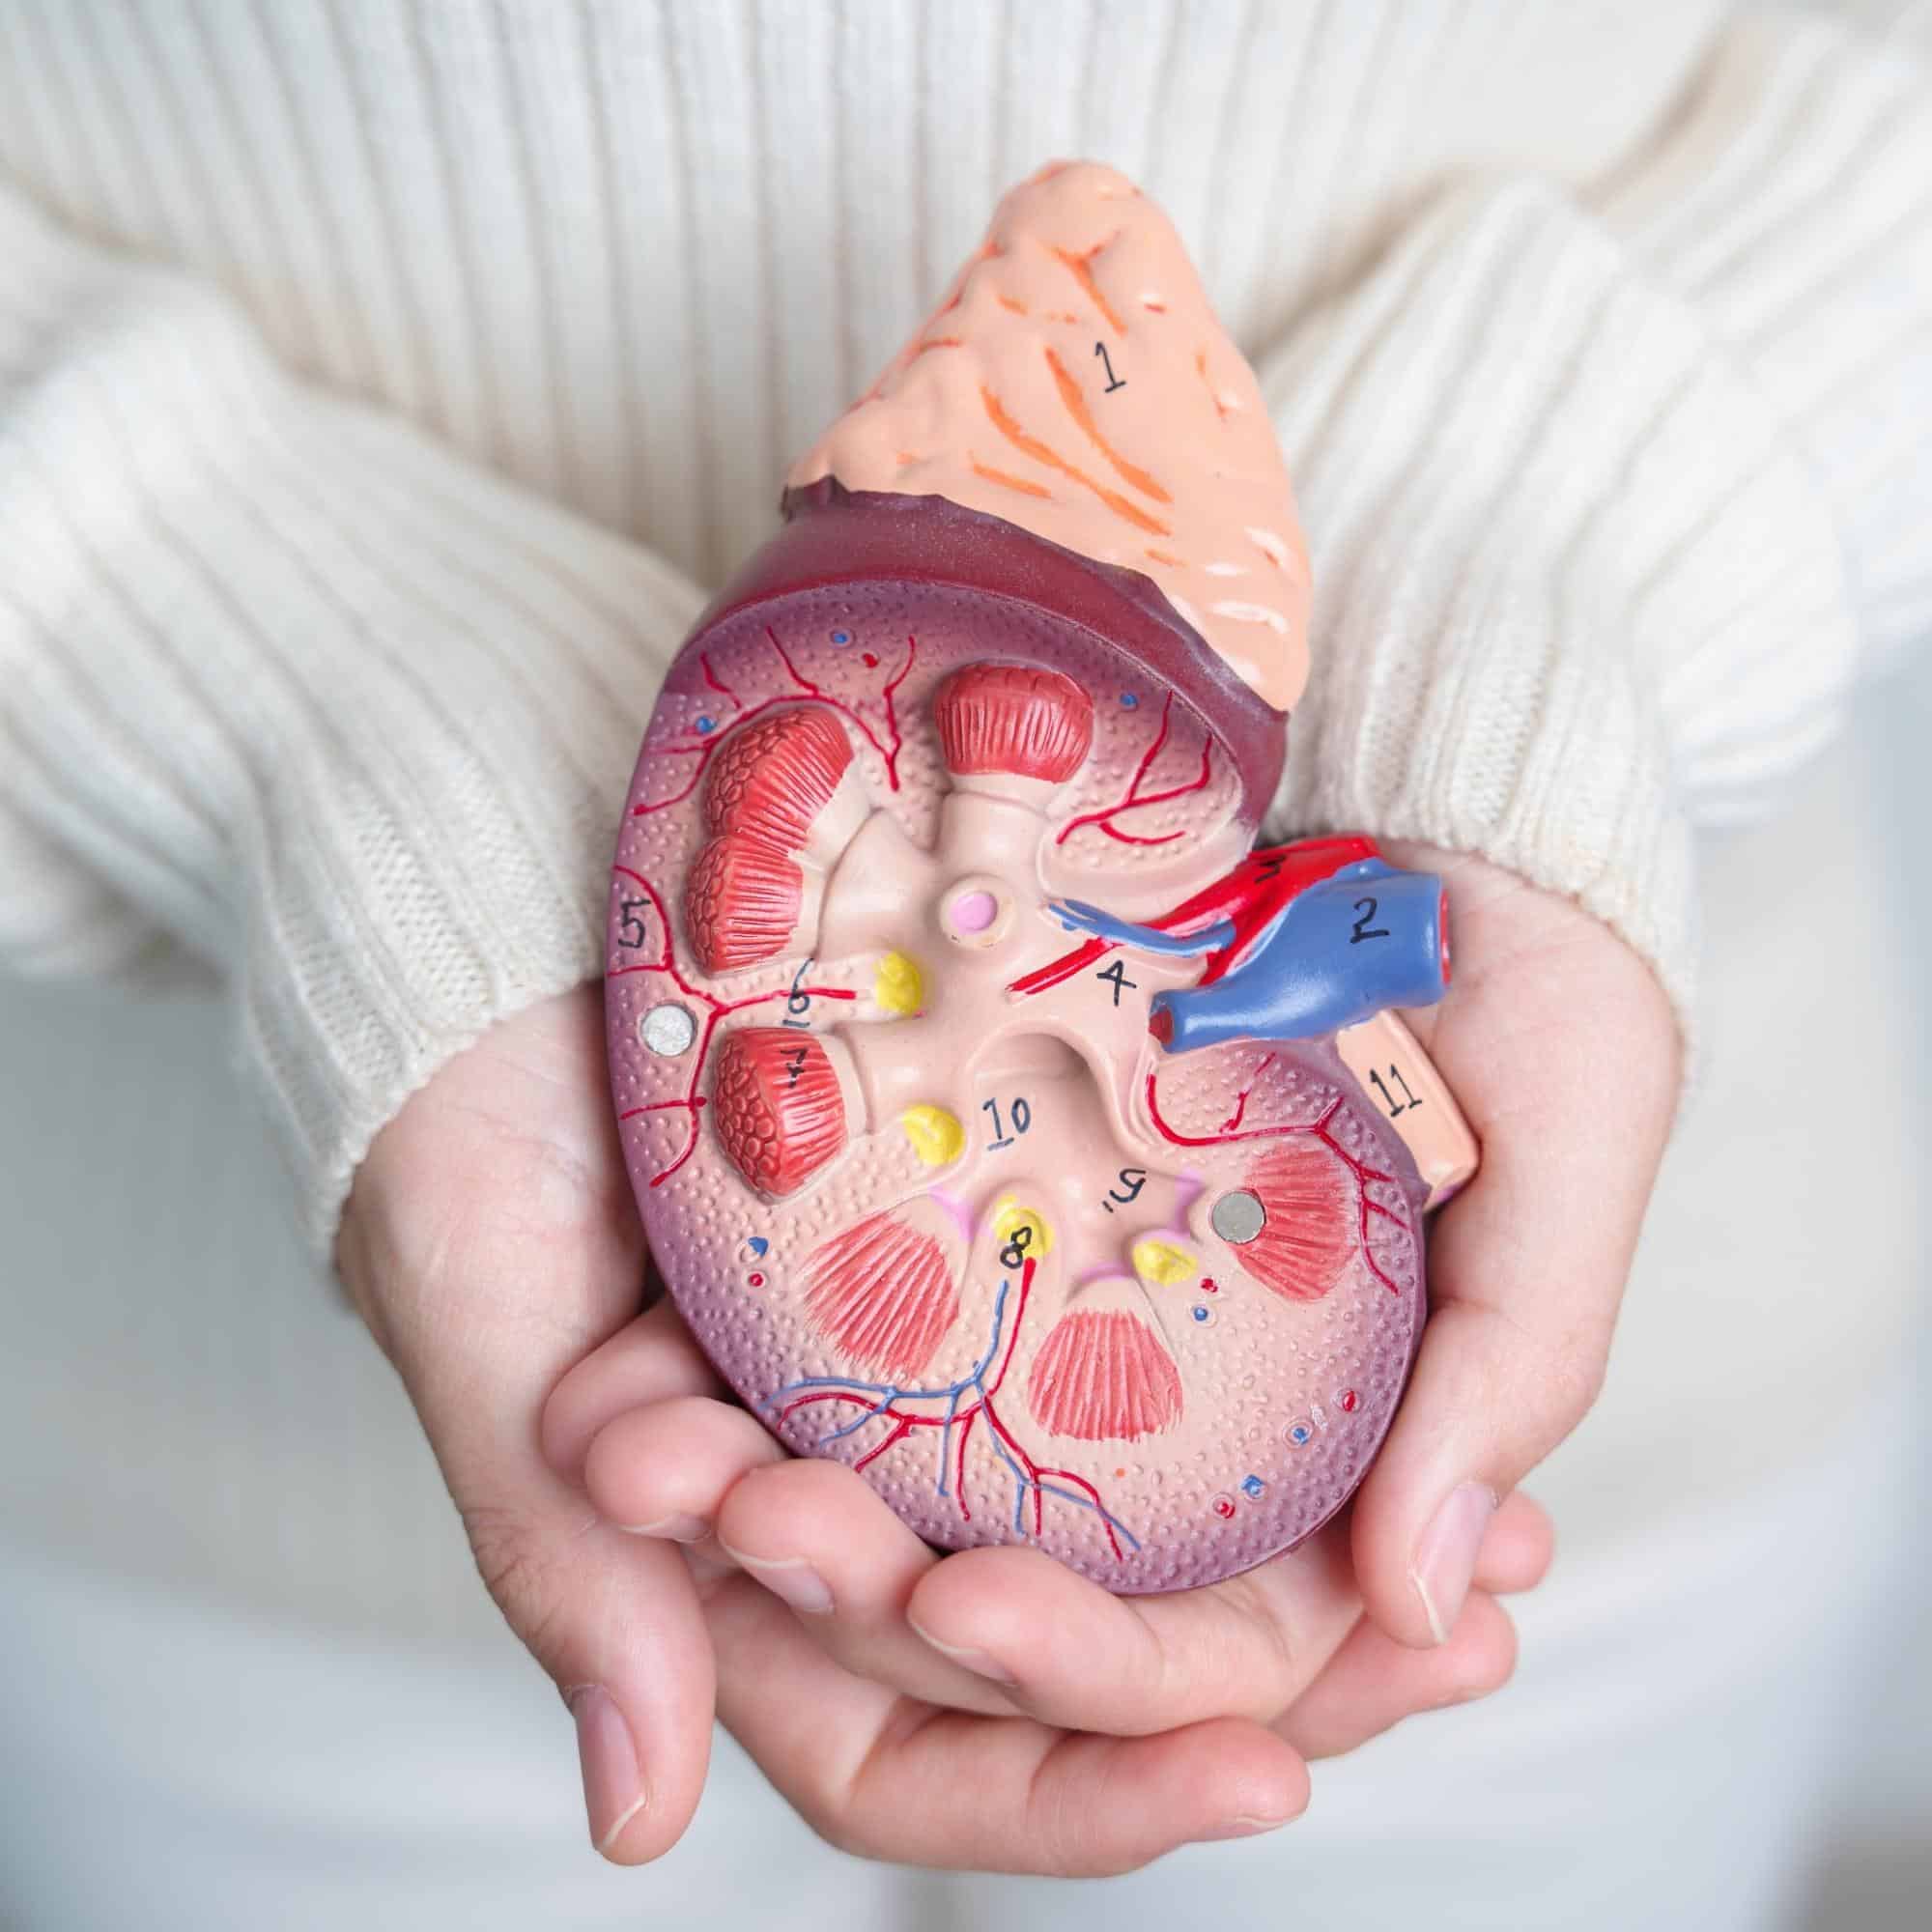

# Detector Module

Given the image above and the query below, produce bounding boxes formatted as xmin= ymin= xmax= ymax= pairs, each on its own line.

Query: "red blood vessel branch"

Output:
xmin=1054 ymin=690 xmax=1214 ymax=847
xmin=1147 ymin=1066 xmax=1408 ymax=1297
xmin=610 ymin=865 xmax=855 ymax=1185
xmin=1011 ymin=833 xmax=1378 ymax=1000
xmin=700 ymin=654 xmax=742 ymax=707
xmin=1220 ymin=1052 xmax=1277 ymax=1131
xmin=768 ymin=1258 xmax=1141 ymax=1561
xmin=631 ymin=630 xmax=916 ymax=818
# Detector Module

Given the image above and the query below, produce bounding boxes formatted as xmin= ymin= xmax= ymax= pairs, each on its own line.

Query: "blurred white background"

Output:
xmin=1791 ymin=652 xmax=1932 ymax=1929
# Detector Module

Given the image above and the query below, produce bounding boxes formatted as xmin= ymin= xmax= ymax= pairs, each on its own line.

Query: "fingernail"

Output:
xmin=568 ymin=1685 xmax=646 ymax=1856
xmin=1410 ymin=1482 xmax=1497 ymax=1644
xmin=908 ymin=1619 xmax=1019 ymax=1687
xmin=721 ymin=1544 xmax=835 ymax=1615
xmin=1197 ymin=1812 xmax=1295 ymax=1841
xmin=621 ymin=1512 xmax=710 ymax=1544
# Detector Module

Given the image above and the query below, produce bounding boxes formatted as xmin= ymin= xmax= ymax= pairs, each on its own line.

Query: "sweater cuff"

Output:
xmin=1258 ymin=167 xmax=1861 ymax=1041
xmin=0 ymin=196 xmax=704 ymax=1253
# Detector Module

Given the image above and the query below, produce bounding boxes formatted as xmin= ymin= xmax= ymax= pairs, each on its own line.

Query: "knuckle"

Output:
xmin=1467 ymin=1303 xmax=1609 ymax=1455
xmin=1530 ymin=1333 xmax=1607 ymax=1439
xmin=793 ymin=1726 xmax=900 ymax=1863
xmin=1213 ymin=1578 xmax=1303 ymax=1715
xmin=1127 ymin=1593 xmax=1263 ymax=1728
xmin=1032 ymin=1749 xmax=1151 ymax=1879
xmin=1133 ymin=1621 xmax=1182 ymax=1719
xmin=461 ymin=1501 xmax=576 ymax=1663
xmin=796 ymin=1803 xmax=856 ymax=1857
xmin=1025 ymin=1754 xmax=1091 ymax=1874
xmin=796 ymin=1783 xmax=877 ymax=1862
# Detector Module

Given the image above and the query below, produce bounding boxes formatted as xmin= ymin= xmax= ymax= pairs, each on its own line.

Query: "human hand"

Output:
xmin=550 ymin=846 xmax=1636 ymax=1782
xmin=1344 ymin=842 xmax=1680 ymax=1647
xmin=339 ymin=983 xmax=1550 ymax=1877
xmin=337 ymin=989 xmax=715 ymax=1863
xmin=549 ymin=838 xmax=1666 ymax=1827
xmin=545 ymin=1294 xmax=1549 ymax=1868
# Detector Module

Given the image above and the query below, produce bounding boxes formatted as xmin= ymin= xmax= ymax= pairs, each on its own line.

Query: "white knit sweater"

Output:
xmin=1 ymin=0 xmax=1927 ymax=1253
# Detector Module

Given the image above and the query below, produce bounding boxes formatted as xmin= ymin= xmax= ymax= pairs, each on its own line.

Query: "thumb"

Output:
xmin=336 ymin=983 xmax=718 ymax=1861
xmin=1348 ymin=863 xmax=1677 ymax=1649
xmin=375 ymin=1273 xmax=720 ymax=1865
xmin=452 ymin=1466 xmax=718 ymax=1862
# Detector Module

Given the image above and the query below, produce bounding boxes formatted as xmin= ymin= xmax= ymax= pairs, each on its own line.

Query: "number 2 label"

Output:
xmin=1350 ymin=896 xmax=1391 ymax=944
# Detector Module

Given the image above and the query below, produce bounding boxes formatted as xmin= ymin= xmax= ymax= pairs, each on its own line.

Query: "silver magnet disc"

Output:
xmin=1210 ymin=1189 xmax=1266 ymax=1245
xmin=639 ymin=1002 xmax=697 ymax=1057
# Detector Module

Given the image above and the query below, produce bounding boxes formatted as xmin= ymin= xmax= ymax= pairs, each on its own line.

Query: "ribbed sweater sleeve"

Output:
xmin=2 ymin=7 xmax=1927 ymax=1255
xmin=0 ymin=188 xmax=703 ymax=1250
xmin=1264 ymin=11 xmax=1932 ymax=1029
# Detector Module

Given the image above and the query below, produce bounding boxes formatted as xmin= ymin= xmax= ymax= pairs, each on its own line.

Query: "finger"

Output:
xmin=433 ymin=1435 xmax=717 ymax=1863
xmin=580 ymin=1393 xmax=785 ymax=1543
xmin=896 ymin=1487 xmax=1548 ymax=1732
xmin=1473 ymin=1489 xmax=1554 ymax=1596
xmin=693 ymin=1460 xmax=1545 ymax=1728
xmin=343 ymin=986 xmax=720 ymax=1864
xmin=711 ymin=1456 xmax=1020 ymax=1716
xmin=1351 ymin=881 xmax=1676 ymax=1648
xmin=1351 ymin=1149 xmax=1634 ymax=1648
xmin=707 ymin=1571 xmax=1308 ymax=1876
xmin=902 ymin=1522 xmax=1365 ymax=1732
xmin=581 ymin=1388 xmax=1547 ymax=1726
xmin=404 ymin=1321 xmax=718 ymax=1862
xmin=1275 ymin=1591 xmax=1520 ymax=1760
xmin=540 ymin=1299 xmax=725 ymax=1484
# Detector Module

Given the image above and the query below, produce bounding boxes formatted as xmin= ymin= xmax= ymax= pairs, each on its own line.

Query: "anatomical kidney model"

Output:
xmin=608 ymin=163 xmax=1477 ymax=1593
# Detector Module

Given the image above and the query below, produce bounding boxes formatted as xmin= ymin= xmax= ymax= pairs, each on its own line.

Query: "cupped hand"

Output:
xmin=339 ymin=981 xmax=1553 ymax=1877
xmin=548 ymin=1302 xmax=1548 ymax=1739
xmin=337 ymin=990 xmax=714 ymax=1862
xmin=550 ymin=840 xmax=1661 ymax=1764
xmin=336 ymin=989 xmax=1303 ymax=1872
xmin=1344 ymin=842 xmax=1680 ymax=1647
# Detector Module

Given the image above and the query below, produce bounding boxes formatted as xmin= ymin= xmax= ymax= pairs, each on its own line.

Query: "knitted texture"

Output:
xmin=0 ymin=199 xmax=702 ymax=1251
xmin=0 ymin=2 xmax=1926 ymax=1253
